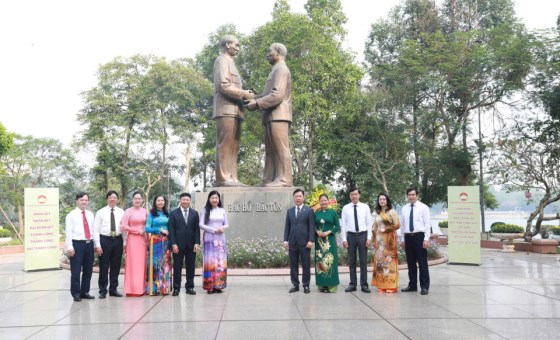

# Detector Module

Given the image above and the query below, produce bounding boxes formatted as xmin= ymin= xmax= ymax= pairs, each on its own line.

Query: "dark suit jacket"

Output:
xmin=284 ymin=205 xmax=315 ymax=247
xmin=168 ymin=207 xmax=200 ymax=250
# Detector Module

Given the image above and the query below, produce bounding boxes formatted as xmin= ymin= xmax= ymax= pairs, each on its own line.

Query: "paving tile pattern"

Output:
xmin=1 ymin=249 xmax=560 ymax=339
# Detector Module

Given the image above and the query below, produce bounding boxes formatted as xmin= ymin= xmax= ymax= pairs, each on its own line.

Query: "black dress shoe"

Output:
xmin=421 ymin=288 xmax=429 ymax=295
xmin=215 ymin=289 xmax=223 ymax=293
xmin=186 ymin=288 xmax=196 ymax=295
xmin=303 ymin=286 xmax=310 ymax=294
xmin=361 ymin=286 xmax=371 ymax=293
xmin=99 ymin=292 xmax=107 ymax=299
xmin=289 ymin=285 xmax=299 ymax=293
xmin=109 ymin=291 xmax=123 ymax=297
xmin=80 ymin=293 xmax=95 ymax=299
xmin=344 ymin=286 xmax=357 ymax=292
xmin=207 ymin=290 xmax=214 ymax=294
xmin=401 ymin=286 xmax=418 ymax=292
xmin=73 ymin=296 xmax=82 ymax=302
xmin=172 ymin=290 xmax=180 ymax=296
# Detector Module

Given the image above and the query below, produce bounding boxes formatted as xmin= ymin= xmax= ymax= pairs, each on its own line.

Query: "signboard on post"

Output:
xmin=24 ymin=188 xmax=60 ymax=271
xmin=447 ymin=186 xmax=481 ymax=265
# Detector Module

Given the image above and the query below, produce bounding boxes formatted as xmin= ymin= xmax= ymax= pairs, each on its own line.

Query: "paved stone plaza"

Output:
xmin=1 ymin=248 xmax=560 ymax=339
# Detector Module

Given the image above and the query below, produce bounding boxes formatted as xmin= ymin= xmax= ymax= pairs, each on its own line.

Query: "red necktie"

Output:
xmin=82 ymin=210 xmax=91 ymax=240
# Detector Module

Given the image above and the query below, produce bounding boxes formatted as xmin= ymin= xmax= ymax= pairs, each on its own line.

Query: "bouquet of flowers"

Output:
xmin=305 ymin=184 xmax=340 ymax=212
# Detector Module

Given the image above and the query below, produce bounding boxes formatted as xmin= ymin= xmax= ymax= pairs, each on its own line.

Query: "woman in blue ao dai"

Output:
xmin=144 ymin=195 xmax=172 ymax=295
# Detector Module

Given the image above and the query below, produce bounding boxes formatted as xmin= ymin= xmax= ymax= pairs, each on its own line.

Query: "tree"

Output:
xmin=78 ymin=55 xmax=212 ymax=204
xmin=491 ymin=120 xmax=560 ymax=238
xmin=139 ymin=58 xmax=213 ymax=196
xmin=238 ymin=0 xmax=363 ymax=190
xmin=0 ymin=135 xmax=84 ymax=234
xmin=325 ymin=91 xmax=413 ymax=206
xmin=0 ymin=122 xmax=14 ymax=157
xmin=489 ymin=24 xmax=560 ymax=238
xmin=78 ymin=55 xmax=154 ymax=205
xmin=364 ymin=0 xmax=531 ymax=205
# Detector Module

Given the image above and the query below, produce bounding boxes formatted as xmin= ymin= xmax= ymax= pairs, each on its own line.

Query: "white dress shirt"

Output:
xmin=400 ymin=200 xmax=431 ymax=241
xmin=295 ymin=204 xmax=303 ymax=218
xmin=341 ymin=202 xmax=373 ymax=242
xmin=65 ymin=207 xmax=94 ymax=251
xmin=93 ymin=205 xmax=125 ymax=247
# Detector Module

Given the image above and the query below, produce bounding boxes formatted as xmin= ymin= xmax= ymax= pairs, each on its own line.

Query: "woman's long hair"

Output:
xmin=150 ymin=195 xmax=169 ymax=217
xmin=374 ymin=192 xmax=393 ymax=214
xmin=204 ymin=190 xmax=222 ymax=224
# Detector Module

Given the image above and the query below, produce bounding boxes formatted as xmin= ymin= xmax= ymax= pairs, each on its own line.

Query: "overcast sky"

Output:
xmin=1 ymin=0 xmax=558 ymax=146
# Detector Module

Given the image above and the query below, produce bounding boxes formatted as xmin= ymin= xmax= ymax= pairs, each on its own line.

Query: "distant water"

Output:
xmin=430 ymin=214 xmax=558 ymax=234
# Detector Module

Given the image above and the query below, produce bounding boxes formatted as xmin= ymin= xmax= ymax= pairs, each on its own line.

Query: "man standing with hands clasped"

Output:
xmin=284 ymin=189 xmax=315 ymax=294
xmin=245 ymin=43 xmax=293 ymax=187
xmin=213 ymin=34 xmax=255 ymax=187
xmin=400 ymin=187 xmax=431 ymax=295
xmin=341 ymin=187 xmax=373 ymax=293
xmin=168 ymin=193 xmax=200 ymax=296
xmin=94 ymin=190 xmax=125 ymax=299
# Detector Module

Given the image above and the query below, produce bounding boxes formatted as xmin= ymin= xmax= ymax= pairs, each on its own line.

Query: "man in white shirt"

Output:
xmin=65 ymin=192 xmax=95 ymax=302
xmin=400 ymin=187 xmax=431 ymax=295
xmin=341 ymin=187 xmax=373 ymax=293
xmin=94 ymin=190 xmax=125 ymax=299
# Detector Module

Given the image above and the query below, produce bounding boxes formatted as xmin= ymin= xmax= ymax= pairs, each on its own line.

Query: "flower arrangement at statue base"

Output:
xmin=305 ymin=184 xmax=340 ymax=213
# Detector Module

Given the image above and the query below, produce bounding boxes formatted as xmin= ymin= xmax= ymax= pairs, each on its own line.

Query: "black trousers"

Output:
xmin=70 ymin=240 xmax=94 ymax=298
xmin=173 ymin=247 xmax=196 ymax=290
xmin=289 ymin=244 xmax=311 ymax=286
xmin=98 ymin=235 xmax=123 ymax=294
xmin=404 ymin=232 xmax=430 ymax=289
xmin=347 ymin=232 xmax=369 ymax=287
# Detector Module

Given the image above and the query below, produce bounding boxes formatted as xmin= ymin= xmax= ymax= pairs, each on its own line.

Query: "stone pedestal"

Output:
xmin=531 ymin=239 xmax=559 ymax=254
xmin=194 ymin=187 xmax=298 ymax=240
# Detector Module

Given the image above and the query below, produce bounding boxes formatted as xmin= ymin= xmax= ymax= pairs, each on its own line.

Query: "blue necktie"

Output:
xmin=409 ymin=205 xmax=414 ymax=232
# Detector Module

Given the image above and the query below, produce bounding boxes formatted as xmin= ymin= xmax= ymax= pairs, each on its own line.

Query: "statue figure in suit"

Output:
xmin=213 ymin=35 xmax=255 ymax=187
xmin=246 ymin=43 xmax=293 ymax=187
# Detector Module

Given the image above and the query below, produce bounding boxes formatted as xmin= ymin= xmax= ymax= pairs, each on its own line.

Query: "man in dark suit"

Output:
xmin=169 ymin=192 xmax=200 ymax=296
xmin=284 ymin=189 xmax=315 ymax=294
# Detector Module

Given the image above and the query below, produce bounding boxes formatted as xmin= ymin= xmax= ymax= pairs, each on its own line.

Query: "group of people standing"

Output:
xmin=65 ymin=190 xmax=229 ymax=301
xmin=284 ymin=187 xmax=432 ymax=296
xmin=65 ymin=186 xmax=431 ymax=301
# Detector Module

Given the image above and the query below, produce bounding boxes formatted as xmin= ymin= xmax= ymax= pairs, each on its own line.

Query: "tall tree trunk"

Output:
xmin=525 ymin=191 xmax=550 ymax=240
xmin=308 ymin=120 xmax=314 ymax=190
xmin=17 ymin=204 xmax=24 ymax=235
xmin=412 ymin=98 xmax=420 ymax=184
xmin=202 ymin=148 xmax=207 ymax=191
xmin=461 ymin=112 xmax=469 ymax=185
xmin=120 ymin=117 xmax=136 ymax=206
xmin=183 ymin=145 xmax=191 ymax=192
